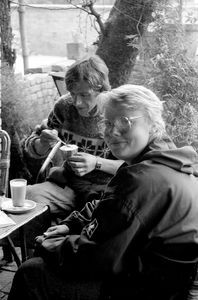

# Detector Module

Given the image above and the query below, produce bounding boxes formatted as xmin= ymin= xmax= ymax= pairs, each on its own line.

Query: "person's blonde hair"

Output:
xmin=102 ymin=84 xmax=166 ymax=140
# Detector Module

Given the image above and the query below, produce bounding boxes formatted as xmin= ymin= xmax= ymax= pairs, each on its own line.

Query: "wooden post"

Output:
xmin=18 ymin=0 xmax=29 ymax=72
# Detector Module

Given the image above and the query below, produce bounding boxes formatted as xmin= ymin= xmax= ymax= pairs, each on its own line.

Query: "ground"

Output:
xmin=0 ymin=247 xmax=20 ymax=300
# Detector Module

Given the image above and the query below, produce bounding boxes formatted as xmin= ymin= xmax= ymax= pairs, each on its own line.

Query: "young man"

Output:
xmin=24 ymin=55 xmax=123 ymax=219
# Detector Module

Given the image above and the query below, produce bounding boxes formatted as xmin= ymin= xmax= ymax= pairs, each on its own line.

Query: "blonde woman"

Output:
xmin=9 ymin=85 xmax=198 ymax=300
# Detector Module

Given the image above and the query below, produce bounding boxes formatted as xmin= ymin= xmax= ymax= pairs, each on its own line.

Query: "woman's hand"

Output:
xmin=68 ymin=152 xmax=97 ymax=176
xmin=43 ymin=224 xmax=69 ymax=237
xmin=35 ymin=224 xmax=69 ymax=244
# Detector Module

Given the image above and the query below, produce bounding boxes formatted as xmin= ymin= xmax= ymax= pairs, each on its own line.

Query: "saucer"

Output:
xmin=2 ymin=199 xmax=36 ymax=214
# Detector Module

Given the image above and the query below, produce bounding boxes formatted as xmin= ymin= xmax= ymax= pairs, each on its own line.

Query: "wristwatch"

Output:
xmin=95 ymin=157 xmax=102 ymax=170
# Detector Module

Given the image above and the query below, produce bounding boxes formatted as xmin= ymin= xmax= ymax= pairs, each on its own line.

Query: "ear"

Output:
xmin=148 ymin=123 xmax=157 ymax=140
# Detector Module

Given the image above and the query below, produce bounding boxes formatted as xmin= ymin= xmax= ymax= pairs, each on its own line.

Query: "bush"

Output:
xmin=141 ymin=2 xmax=198 ymax=150
xmin=1 ymin=69 xmax=33 ymax=181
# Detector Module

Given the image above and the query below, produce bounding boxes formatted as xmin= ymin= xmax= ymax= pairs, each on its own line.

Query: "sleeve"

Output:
xmin=56 ymin=167 xmax=148 ymax=276
xmin=60 ymin=199 xmax=100 ymax=234
xmin=24 ymin=134 xmax=47 ymax=159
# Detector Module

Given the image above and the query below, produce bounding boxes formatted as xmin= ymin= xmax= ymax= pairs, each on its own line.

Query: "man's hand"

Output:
xmin=40 ymin=129 xmax=59 ymax=148
xmin=35 ymin=129 xmax=59 ymax=155
xmin=68 ymin=152 xmax=97 ymax=176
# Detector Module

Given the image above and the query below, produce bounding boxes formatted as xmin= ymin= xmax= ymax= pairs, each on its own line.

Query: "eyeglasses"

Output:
xmin=103 ymin=116 xmax=143 ymax=134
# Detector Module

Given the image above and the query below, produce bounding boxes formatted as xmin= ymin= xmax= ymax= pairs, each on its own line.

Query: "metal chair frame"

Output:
xmin=0 ymin=129 xmax=11 ymax=197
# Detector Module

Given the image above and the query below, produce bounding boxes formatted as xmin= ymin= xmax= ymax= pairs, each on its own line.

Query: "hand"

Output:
xmin=43 ymin=224 xmax=69 ymax=238
xmin=35 ymin=119 xmax=48 ymax=134
xmin=68 ymin=152 xmax=97 ymax=176
xmin=35 ymin=224 xmax=69 ymax=244
xmin=39 ymin=129 xmax=59 ymax=149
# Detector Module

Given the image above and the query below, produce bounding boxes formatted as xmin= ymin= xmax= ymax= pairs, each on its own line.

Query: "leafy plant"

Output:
xmin=2 ymin=69 xmax=32 ymax=139
xmin=141 ymin=1 xmax=198 ymax=149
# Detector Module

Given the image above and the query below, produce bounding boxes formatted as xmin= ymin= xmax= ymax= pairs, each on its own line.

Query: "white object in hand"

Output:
xmin=60 ymin=144 xmax=78 ymax=160
xmin=10 ymin=179 xmax=27 ymax=207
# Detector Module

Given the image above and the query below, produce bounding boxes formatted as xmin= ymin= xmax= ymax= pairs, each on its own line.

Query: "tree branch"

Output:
xmin=67 ymin=0 xmax=105 ymax=35
xmin=83 ymin=1 xmax=105 ymax=35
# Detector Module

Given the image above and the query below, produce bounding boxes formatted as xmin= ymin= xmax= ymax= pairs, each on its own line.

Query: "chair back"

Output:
xmin=35 ymin=140 xmax=62 ymax=183
xmin=0 ymin=129 xmax=11 ymax=196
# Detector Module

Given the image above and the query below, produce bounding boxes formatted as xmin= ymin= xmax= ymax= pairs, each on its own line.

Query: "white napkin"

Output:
xmin=0 ymin=210 xmax=16 ymax=227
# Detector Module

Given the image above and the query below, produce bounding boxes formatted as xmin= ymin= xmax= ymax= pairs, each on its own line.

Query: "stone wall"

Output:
xmin=14 ymin=72 xmax=59 ymax=132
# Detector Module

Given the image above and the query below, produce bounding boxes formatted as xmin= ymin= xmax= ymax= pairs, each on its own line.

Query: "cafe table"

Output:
xmin=0 ymin=198 xmax=49 ymax=267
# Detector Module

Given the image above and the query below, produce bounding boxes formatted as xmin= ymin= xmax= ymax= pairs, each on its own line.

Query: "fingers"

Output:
xmin=68 ymin=161 xmax=84 ymax=169
xmin=68 ymin=161 xmax=86 ymax=176
xmin=43 ymin=226 xmax=57 ymax=237
xmin=35 ymin=235 xmax=45 ymax=244
xmin=42 ymin=129 xmax=58 ymax=138
xmin=74 ymin=168 xmax=86 ymax=176
xmin=68 ymin=153 xmax=96 ymax=176
xmin=68 ymin=153 xmax=84 ymax=162
xmin=68 ymin=155 xmax=84 ymax=172
xmin=43 ymin=225 xmax=69 ymax=237
xmin=46 ymin=226 xmax=57 ymax=232
xmin=40 ymin=129 xmax=58 ymax=143
xmin=43 ymin=232 xmax=53 ymax=238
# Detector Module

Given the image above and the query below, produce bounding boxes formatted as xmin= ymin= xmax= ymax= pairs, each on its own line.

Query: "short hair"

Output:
xmin=102 ymin=84 xmax=166 ymax=140
xmin=65 ymin=55 xmax=111 ymax=92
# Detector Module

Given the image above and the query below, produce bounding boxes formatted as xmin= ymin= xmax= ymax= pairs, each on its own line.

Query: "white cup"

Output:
xmin=60 ymin=144 xmax=78 ymax=160
xmin=10 ymin=179 xmax=27 ymax=207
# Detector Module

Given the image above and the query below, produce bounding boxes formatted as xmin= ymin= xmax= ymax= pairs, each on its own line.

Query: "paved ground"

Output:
xmin=0 ymin=247 xmax=20 ymax=300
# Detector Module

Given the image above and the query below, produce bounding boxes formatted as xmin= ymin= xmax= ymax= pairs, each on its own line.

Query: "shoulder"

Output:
xmin=111 ymin=162 xmax=169 ymax=199
xmin=107 ymin=163 xmax=166 ymax=218
xmin=53 ymin=93 xmax=77 ymax=119
xmin=54 ymin=93 xmax=73 ymax=109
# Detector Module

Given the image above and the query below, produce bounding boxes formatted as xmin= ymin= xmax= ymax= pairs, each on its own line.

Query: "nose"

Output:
xmin=73 ymin=95 xmax=83 ymax=107
xmin=106 ymin=125 xmax=121 ymax=137
xmin=112 ymin=126 xmax=121 ymax=136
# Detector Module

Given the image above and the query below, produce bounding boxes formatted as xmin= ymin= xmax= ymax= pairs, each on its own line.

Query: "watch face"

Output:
xmin=95 ymin=159 xmax=102 ymax=170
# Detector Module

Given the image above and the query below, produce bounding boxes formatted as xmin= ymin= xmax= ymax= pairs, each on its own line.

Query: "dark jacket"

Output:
xmin=57 ymin=136 xmax=198 ymax=280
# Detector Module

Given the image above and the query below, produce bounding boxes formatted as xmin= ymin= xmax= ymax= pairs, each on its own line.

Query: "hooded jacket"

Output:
xmin=56 ymin=136 xmax=198 ymax=277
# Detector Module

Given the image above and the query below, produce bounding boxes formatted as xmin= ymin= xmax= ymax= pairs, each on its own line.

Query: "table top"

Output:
xmin=0 ymin=199 xmax=48 ymax=240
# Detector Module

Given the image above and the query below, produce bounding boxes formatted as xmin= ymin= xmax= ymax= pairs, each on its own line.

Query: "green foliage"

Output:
xmin=142 ymin=1 xmax=198 ymax=149
xmin=2 ymin=69 xmax=32 ymax=139
xmin=1 ymin=68 xmax=34 ymax=180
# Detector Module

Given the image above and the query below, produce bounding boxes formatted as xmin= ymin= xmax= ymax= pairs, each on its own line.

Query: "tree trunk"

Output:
xmin=1 ymin=0 xmax=31 ymax=182
xmin=96 ymin=0 xmax=156 ymax=88
xmin=0 ymin=0 xmax=16 ymax=68
xmin=1 ymin=0 xmax=16 ymax=133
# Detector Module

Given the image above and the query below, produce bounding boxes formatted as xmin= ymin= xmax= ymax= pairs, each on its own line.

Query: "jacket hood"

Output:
xmin=136 ymin=135 xmax=198 ymax=177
